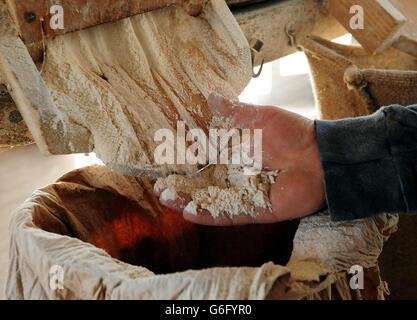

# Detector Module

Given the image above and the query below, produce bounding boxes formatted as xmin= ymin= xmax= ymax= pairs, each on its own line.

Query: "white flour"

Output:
xmin=155 ymin=165 xmax=278 ymax=218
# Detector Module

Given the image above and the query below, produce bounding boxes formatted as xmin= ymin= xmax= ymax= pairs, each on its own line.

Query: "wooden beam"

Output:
xmin=327 ymin=0 xmax=406 ymax=54
xmin=234 ymin=0 xmax=347 ymax=66
xmin=0 ymin=1 xmax=74 ymax=155
xmin=6 ymin=0 xmax=347 ymax=65
xmin=6 ymin=0 xmax=208 ymax=63
xmin=391 ymin=0 xmax=417 ymax=57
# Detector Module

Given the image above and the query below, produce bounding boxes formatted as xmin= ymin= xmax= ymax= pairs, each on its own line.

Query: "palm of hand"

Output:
xmin=158 ymin=93 xmax=326 ymax=225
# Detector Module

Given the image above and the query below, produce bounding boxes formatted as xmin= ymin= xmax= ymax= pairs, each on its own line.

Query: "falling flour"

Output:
xmin=155 ymin=165 xmax=278 ymax=219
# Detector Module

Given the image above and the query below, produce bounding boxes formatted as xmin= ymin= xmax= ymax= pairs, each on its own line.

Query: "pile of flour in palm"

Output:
xmin=154 ymin=165 xmax=278 ymax=218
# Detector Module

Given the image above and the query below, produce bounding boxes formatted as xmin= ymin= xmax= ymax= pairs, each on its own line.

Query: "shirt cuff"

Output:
xmin=315 ymin=107 xmax=407 ymax=221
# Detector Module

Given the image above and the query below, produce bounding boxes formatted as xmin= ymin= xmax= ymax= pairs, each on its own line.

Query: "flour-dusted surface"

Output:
xmin=155 ymin=165 xmax=278 ymax=218
xmin=40 ymin=0 xmax=251 ymax=177
xmin=287 ymin=212 xmax=399 ymax=282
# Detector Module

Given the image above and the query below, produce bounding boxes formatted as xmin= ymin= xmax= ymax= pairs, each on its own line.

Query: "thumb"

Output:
xmin=208 ymin=93 xmax=263 ymax=128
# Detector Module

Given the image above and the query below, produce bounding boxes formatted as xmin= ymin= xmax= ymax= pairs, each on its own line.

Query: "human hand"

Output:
xmin=156 ymin=93 xmax=326 ymax=225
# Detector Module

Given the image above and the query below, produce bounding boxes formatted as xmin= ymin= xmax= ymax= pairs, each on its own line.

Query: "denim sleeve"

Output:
xmin=315 ymin=104 xmax=417 ymax=221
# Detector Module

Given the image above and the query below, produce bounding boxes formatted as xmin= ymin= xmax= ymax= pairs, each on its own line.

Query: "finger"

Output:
xmin=159 ymin=191 xmax=192 ymax=212
xmin=183 ymin=208 xmax=235 ymax=226
xmin=154 ymin=187 xmax=167 ymax=198
xmin=208 ymin=92 xmax=264 ymax=128
xmin=183 ymin=206 xmax=279 ymax=226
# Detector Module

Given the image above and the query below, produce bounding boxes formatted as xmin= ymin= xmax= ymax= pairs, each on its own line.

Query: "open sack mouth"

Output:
xmin=32 ymin=165 xmax=299 ymax=275
xmin=7 ymin=162 xmax=398 ymax=300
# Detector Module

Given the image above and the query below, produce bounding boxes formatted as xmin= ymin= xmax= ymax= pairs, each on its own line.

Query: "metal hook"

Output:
xmin=252 ymin=58 xmax=264 ymax=78
xmin=285 ymin=23 xmax=302 ymax=51
xmin=250 ymin=39 xmax=265 ymax=78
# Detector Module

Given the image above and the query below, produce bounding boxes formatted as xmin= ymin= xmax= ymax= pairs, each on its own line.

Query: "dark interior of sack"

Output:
xmin=32 ymin=177 xmax=299 ymax=274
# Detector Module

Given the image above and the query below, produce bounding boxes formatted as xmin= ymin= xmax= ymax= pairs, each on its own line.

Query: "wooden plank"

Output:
xmin=391 ymin=0 xmax=417 ymax=57
xmin=0 ymin=1 xmax=75 ymax=155
xmin=327 ymin=0 xmax=406 ymax=54
xmin=6 ymin=0 xmax=207 ymax=63
xmin=234 ymin=0 xmax=347 ymax=66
